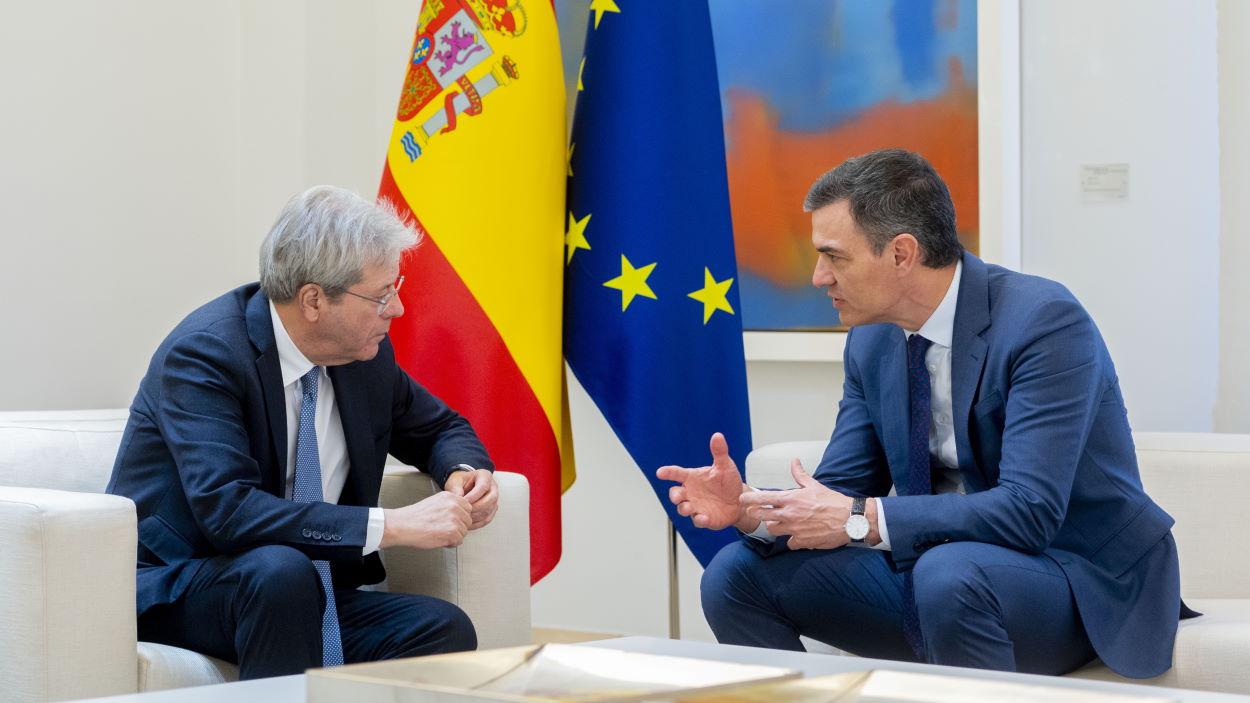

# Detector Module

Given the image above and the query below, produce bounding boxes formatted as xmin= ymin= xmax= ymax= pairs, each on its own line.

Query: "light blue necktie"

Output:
xmin=292 ymin=367 xmax=345 ymax=667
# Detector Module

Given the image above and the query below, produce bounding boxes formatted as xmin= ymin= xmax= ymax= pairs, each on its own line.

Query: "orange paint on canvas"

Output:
xmin=725 ymin=58 xmax=978 ymax=287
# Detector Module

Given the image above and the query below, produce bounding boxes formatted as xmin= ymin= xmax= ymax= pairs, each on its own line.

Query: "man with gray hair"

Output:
xmin=107 ymin=186 xmax=497 ymax=679
xmin=660 ymin=150 xmax=1193 ymax=677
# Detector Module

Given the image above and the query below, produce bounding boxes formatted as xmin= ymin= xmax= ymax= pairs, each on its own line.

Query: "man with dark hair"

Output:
xmin=660 ymin=149 xmax=1193 ymax=677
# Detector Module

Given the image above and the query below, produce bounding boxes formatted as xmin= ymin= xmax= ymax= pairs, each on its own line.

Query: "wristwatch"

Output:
xmin=844 ymin=497 xmax=869 ymax=543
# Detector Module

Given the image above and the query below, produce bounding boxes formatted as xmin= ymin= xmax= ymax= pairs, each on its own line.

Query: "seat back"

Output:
xmin=745 ymin=440 xmax=827 ymax=490
xmin=0 ymin=409 xmax=128 ymax=492
xmin=1133 ymin=432 xmax=1250 ymax=599
xmin=744 ymin=432 xmax=1250 ymax=600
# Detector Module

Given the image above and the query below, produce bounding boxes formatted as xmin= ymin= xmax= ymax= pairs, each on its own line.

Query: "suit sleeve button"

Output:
xmin=312 ymin=531 xmax=323 ymax=540
xmin=333 ymin=534 xmax=342 ymax=541
xmin=302 ymin=528 xmax=312 ymax=538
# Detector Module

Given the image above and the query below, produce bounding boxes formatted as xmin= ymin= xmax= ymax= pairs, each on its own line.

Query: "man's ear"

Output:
xmin=891 ymin=233 xmax=921 ymax=276
xmin=296 ymin=283 xmax=325 ymax=322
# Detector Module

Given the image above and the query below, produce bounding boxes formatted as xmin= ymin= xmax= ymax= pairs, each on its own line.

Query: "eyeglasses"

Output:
xmin=337 ymin=276 xmax=405 ymax=316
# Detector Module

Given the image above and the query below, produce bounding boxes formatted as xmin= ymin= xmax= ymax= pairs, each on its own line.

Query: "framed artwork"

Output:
xmin=709 ymin=0 xmax=979 ymax=330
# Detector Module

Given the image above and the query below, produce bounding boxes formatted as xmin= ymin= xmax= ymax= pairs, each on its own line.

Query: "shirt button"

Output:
xmin=938 ymin=414 xmax=951 ymax=425
xmin=928 ymin=364 xmax=938 ymax=373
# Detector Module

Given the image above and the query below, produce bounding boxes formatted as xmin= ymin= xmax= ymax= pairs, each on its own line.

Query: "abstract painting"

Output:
xmin=709 ymin=0 xmax=979 ymax=330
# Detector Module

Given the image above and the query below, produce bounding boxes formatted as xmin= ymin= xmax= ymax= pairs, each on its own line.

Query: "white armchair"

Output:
xmin=745 ymin=432 xmax=1250 ymax=695
xmin=0 ymin=409 xmax=532 ymax=702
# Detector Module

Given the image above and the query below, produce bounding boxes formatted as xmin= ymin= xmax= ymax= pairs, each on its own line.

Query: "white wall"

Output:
xmin=0 ymin=0 xmax=1243 ymax=643
xmin=0 ymin=0 xmax=415 ymax=410
xmin=1020 ymin=0 xmax=1221 ymax=432
xmin=1214 ymin=0 xmax=1250 ymax=433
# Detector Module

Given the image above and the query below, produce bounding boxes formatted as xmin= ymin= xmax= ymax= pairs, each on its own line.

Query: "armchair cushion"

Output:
xmin=0 ymin=410 xmax=533 ymax=701
xmin=136 ymin=642 xmax=236 ymax=692
xmin=0 ymin=487 xmax=138 ymax=702
xmin=377 ymin=467 xmax=531 ymax=650
xmin=1068 ymin=599 xmax=1250 ymax=693
xmin=744 ymin=433 xmax=1250 ymax=695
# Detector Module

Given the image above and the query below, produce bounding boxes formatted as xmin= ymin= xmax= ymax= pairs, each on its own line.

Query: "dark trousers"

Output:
xmin=138 ymin=545 xmax=477 ymax=680
xmin=701 ymin=540 xmax=1097 ymax=675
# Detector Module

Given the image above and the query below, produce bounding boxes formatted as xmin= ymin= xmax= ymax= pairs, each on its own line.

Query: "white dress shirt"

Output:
xmin=748 ymin=261 xmax=964 ymax=550
xmin=269 ymin=302 xmax=385 ymax=555
xmin=875 ymin=259 xmax=964 ymax=550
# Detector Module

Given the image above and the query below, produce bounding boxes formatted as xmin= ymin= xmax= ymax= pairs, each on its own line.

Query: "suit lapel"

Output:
xmin=328 ymin=363 xmax=378 ymax=507
xmin=878 ymin=326 xmax=912 ymax=486
xmin=951 ymin=252 xmax=991 ymax=492
xmin=246 ymin=289 xmax=288 ymax=491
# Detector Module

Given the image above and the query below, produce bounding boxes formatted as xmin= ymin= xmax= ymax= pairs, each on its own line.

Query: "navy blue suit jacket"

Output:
xmin=107 ymin=284 xmax=493 ymax=615
xmin=775 ymin=253 xmax=1185 ymax=678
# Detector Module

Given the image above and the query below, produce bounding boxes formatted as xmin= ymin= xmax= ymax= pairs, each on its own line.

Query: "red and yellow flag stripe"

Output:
xmin=379 ymin=0 xmax=570 ymax=582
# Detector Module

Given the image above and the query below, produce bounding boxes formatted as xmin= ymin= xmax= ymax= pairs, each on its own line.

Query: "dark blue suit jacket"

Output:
xmin=106 ymin=284 xmax=493 ymax=615
xmin=799 ymin=253 xmax=1184 ymax=678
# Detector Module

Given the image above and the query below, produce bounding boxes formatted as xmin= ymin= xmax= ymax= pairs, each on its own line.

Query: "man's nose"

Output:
xmin=812 ymin=258 xmax=834 ymax=288
xmin=386 ymin=293 xmax=405 ymax=319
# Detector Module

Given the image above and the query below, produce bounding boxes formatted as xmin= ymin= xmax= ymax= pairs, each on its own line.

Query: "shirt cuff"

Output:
xmin=745 ymin=519 xmax=778 ymax=544
xmin=363 ymin=507 xmax=385 ymax=556
xmin=872 ymin=497 xmax=892 ymax=551
xmin=739 ymin=486 xmax=777 ymax=543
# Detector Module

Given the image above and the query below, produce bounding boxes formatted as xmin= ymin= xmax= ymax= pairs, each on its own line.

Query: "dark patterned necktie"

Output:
xmin=292 ymin=367 xmax=345 ymax=667
xmin=901 ymin=333 xmax=933 ymax=660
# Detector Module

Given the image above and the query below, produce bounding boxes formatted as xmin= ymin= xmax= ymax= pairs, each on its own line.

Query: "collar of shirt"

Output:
xmin=268 ymin=300 xmax=318 ymax=386
xmin=904 ymin=259 xmax=962 ymax=348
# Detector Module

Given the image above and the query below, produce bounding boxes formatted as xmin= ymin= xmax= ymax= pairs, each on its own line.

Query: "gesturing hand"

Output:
xmin=656 ymin=433 xmax=751 ymax=531
xmin=738 ymin=458 xmax=853 ymax=550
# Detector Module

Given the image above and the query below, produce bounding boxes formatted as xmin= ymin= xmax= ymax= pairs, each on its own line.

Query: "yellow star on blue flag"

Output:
xmin=565 ymin=212 xmax=591 ymax=264
xmin=589 ymin=0 xmax=620 ymax=29
xmin=688 ymin=268 xmax=736 ymax=323
xmin=604 ymin=255 xmax=658 ymax=311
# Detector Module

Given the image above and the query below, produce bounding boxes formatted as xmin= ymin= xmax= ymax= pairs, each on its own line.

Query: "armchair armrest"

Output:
xmin=377 ymin=469 xmax=531 ymax=649
xmin=0 ymin=487 xmax=138 ymax=702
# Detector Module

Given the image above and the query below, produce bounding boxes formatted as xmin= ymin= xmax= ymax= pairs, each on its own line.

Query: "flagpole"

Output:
xmin=668 ymin=521 xmax=681 ymax=639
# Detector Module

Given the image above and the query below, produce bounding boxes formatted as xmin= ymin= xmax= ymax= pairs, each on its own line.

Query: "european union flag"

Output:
xmin=564 ymin=0 xmax=752 ymax=567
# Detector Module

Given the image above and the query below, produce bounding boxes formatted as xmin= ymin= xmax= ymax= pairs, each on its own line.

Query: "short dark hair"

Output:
xmin=803 ymin=149 xmax=962 ymax=268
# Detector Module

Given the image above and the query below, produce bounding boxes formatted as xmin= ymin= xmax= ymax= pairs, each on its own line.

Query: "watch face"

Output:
xmin=845 ymin=514 xmax=870 ymax=541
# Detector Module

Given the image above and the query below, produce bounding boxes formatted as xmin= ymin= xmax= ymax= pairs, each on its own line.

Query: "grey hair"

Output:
xmin=259 ymin=185 xmax=420 ymax=303
xmin=803 ymin=149 xmax=962 ymax=268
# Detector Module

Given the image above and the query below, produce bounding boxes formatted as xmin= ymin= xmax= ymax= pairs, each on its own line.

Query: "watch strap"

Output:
xmin=846 ymin=496 xmax=869 ymax=543
xmin=851 ymin=496 xmax=866 ymax=516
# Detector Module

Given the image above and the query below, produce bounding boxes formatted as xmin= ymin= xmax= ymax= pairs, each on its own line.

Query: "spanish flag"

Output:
xmin=378 ymin=0 xmax=569 ymax=583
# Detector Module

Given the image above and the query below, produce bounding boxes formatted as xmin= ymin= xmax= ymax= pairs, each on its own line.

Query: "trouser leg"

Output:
xmin=336 ymin=589 xmax=477 ymax=663
xmin=700 ymin=540 xmax=916 ymax=661
xmin=912 ymin=542 xmax=1096 ymax=675
xmin=138 ymin=545 xmax=323 ymax=680
xmin=139 ymin=545 xmax=478 ymax=678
